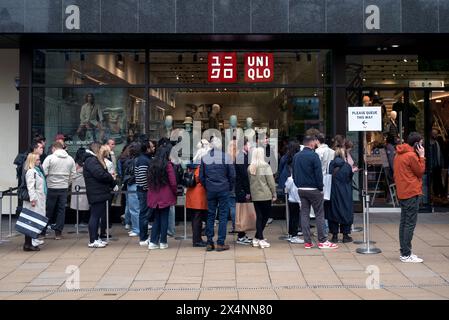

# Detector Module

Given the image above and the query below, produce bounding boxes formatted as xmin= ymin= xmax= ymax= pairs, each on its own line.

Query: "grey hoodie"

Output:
xmin=42 ymin=149 xmax=76 ymax=189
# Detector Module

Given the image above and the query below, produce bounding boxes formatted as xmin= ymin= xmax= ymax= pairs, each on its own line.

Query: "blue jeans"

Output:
xmin=206 ymin=191 xmax=230 ymax=246
xmin=137 ymin=188 xmax=151 ymax=241
xmin=229 ymin=195 xmax=236 ymax=230
xmin=127 ymin=184 xmax=140 ymax=234
xmin=150 ymin=206 xmax=170 ymax=244
xmin=168 ymin=205 xmax=176 ymax=236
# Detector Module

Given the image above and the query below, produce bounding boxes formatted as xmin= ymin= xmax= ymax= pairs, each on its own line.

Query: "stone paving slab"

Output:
xmin=1 ymin=214 xmax=449 ymax=300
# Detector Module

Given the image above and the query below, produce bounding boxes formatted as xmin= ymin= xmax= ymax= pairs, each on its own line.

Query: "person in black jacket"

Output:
xmin=83 ymin=142 xmax=116 ymax=248
xmin=293 ymin=135 xmax=337 ymax=250
xmin=234 ymin=137 xmax=252 ymax=245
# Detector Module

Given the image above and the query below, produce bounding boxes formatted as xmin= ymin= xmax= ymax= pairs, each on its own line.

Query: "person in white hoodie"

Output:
xmin=42 ymin=141 xmax=76 ymax=239
xmin=285 ymin=165 xmax=304 ymax=244
xmin=315 ymin=133 xmax=335 ymax=235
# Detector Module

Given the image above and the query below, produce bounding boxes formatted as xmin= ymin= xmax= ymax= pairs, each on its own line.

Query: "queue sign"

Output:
xmin=348 ymin=106 xmax=382 ymax=132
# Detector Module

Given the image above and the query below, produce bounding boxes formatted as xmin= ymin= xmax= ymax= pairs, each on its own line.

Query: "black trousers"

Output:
xmin=328 ymin=220 xmax=351 ymax=235
xmin=45 ymin=188 xmax=68 ymax=233
xmin=288 ymin=202 xmax=301 ymax=236
xmin=24 ymin=235 xmax=32 ymax=246
xmin=254 ymin=200 xmax=272 ymax=240
xmin=188 ymin=209 xmax=206 ymax=244
xmin=89 ymin=201 xmax=107 ymax=243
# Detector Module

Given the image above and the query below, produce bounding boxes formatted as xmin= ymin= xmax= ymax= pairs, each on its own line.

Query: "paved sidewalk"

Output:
xmin=0 ymin=212 xmax=449 ymax=300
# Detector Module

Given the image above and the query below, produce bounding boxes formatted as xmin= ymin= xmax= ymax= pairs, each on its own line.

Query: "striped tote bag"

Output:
xmin=15 ymin=207 xmax=49 ymax=238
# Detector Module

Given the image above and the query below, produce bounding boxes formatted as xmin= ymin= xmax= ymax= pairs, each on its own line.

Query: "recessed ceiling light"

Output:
xmin=403 ymin=58 xmax=408 ymax=63
xmin=391 ymin=44 xmax=400 ymax=48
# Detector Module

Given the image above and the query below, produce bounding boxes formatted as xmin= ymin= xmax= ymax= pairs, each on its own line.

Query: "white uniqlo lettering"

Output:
xmin=223 ymin=56 xmax=234 ymax=79
xmin=211 ymin=56 xmax=221 ymax=79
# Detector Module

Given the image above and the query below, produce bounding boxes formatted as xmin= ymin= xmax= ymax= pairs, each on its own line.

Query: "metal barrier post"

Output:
xmin=106 ymin=200 xmax=109 ymax=242
xmin=356 ymin=131 xmax=381 ymax=255
xmin=8 ymin=188 xmax=13 ymax=237
xmin=175 ymin=189 xmax=191 ymax=241
xmin=0 ymin=191 xmax=10 ymax=244
xmin=279 ymin=191 xmax=290 ymax=240
xmin=75 ymin=185 xmax=80 ymax=235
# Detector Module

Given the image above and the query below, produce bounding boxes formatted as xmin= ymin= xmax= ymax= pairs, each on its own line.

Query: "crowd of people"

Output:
xmin=13 ymin=128 xmax=427 ymax=262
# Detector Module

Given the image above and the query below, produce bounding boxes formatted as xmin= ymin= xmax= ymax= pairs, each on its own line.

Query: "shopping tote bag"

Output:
xmin=15 ymin=207 xmax=48 ymax=238
xmin=235 ymin=202 xmax=257 ymax=232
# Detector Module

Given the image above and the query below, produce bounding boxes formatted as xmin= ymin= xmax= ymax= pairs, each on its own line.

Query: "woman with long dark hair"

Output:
xmin=147 ymin=145 xmax=177 ymax=250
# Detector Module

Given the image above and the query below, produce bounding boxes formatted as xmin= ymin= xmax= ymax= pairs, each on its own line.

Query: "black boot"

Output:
xmin=343 ymin=234 xmax=353 ymax=243
xmin=330 ymin=234 xmax=338 ymax=243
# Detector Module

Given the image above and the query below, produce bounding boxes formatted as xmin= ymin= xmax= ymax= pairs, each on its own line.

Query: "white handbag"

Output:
xmin=323 ymin=162 xmax=332 ymax=201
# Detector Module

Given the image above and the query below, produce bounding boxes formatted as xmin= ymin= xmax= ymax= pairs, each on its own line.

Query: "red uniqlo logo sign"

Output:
xmin=208 ymin=52 xmax=237 ymax=83
xmin=244 ymin=53 xmax=274 ymax=83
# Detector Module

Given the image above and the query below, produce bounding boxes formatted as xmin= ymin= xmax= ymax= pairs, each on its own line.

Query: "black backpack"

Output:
xmin=182 ymin=166 xmax=197 ymax=188
xmin=17 ymin=169 xmax=35 ymax=202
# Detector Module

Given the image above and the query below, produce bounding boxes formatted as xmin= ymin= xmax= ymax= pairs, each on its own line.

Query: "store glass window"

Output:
xmin=148 ymin=87 xmax=332 ymax=150
xmin=149 ymin=51 xmax=331 ymax=85
xmin=32 ymin=88 xmax=146 ymax=156
xmin=33 ymin=50 xmax=146 ymax=85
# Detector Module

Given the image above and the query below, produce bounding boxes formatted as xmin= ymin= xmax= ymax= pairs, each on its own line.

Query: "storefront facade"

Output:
xmin=2 ymin=0 xmax=449 ymax=211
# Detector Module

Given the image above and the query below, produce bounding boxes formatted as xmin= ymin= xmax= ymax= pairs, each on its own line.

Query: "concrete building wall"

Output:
xmin=0 ymin=49 xmax=19 ymax=213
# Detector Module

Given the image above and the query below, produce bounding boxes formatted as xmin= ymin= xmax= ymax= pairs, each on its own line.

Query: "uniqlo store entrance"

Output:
xmin=24 ymin=48 xmax=449 ymax=213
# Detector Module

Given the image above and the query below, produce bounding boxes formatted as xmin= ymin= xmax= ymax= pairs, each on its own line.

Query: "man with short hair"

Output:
xmin=293 ymin=135 xmax=338 ymax=250
xmin=42 ymin=141 xmax=76 ymax=239
xmin=394 ymin=132 xmax=426 ymax=263
xmin=200 ymin=137 xmax=236 ymax=252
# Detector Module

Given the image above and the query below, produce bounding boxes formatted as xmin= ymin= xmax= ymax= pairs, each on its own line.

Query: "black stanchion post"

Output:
xmin=279 ymin=190 xmax=290 ymax=240
xmin=75 ymin=185 xmax=80 ymax=235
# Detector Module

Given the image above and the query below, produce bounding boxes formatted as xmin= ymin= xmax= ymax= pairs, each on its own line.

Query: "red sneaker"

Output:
xmin=318 ymin=240 xmax=338 ymax=249
xmin=304 ymin=242 xmax=314 ymax=249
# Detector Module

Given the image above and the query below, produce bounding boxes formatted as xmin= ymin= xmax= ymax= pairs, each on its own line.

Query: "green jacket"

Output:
xmin=248 ymin=164 xmax=276 ymax=201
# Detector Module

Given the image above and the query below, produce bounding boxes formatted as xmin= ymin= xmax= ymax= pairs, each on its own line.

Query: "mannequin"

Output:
xmin=164 ymin=115 xmax=174 ymax=139
xmin=245 ymin=117 xmax=254 ymax=130
xmin=208 ymin=104 xmax=221 ymax=130
xmin=229 ymin=115 xmax=238 ymax=129
xmin=387 ymin=110 xmax=399 ymax=144
xmin=183 ymin=116 xmax=193 ymax=162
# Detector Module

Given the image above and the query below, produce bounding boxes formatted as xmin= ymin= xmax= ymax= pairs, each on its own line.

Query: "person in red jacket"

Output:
xmin=393 ymin=132 xmax=426 ymax=263
xmin=147 ymin=145 xmax=177 ymax=250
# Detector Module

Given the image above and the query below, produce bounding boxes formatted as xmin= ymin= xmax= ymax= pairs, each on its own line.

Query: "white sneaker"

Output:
xmin=289 ymin=236 xmax=305 ymax=244
xmin=297 ymin=231 xmax=303 ymax=236
xmin=125 ymin=224 xmax=130 ymax=230
xmin=284 ymin=235 xmax=292 ymax=241
xmin=128 ymin=231 xmax=139 ymax=237
xmin=98 ymin=239 xmax=108 ymax=246
xmin=88 ymin=240 xmax=106 ymax=248
xmin=266 ymin=218 xmax=274 ymax=226
xmin=32 ymin=239 xmax=44 ymax=246
xmin=160 ymin=243 xmax=168 ymax=250
xmin=139 ymin=240 xmax=150 ymax=246
xmin=400 ymin=255 xmax=423 ymax=263
xmin=148 ymin=242 xmax=159 ymax=250
xmin=259 ymin=239 xmax=271 ymax=248
xmin=252 ymin=239 xmax=260 ymax=247
xmin=148 ymin=224 xmax=152 ymax=230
